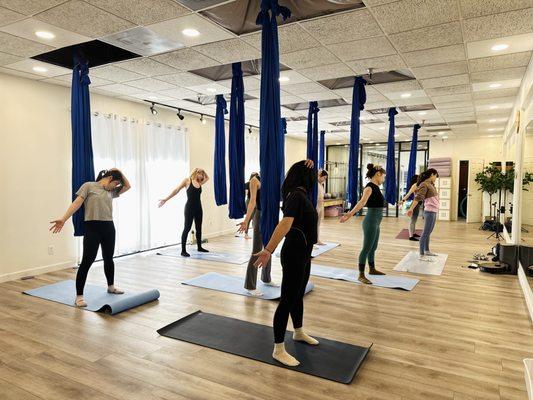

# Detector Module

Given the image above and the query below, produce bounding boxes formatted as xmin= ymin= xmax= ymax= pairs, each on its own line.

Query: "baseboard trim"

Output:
xmin=0 ymin=260 xmax=76 ymax=283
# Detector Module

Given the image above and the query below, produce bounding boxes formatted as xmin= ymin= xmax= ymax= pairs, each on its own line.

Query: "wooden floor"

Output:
xmin=1 ymin=217 xmax=532 ymax=400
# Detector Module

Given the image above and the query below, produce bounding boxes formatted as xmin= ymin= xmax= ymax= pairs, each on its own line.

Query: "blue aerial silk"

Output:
xmin=214 ymin=95 xmax=228 ymax=206
xmin=318 ymin=130 xmax=326 ymax=170
xmin=71 ymin=58 xmax=95 ymax=236
xmin=385 ymin=107 xmax=398 ymax=205
xmin=279 ymin=117 xmax=287 ymax=190
xmin=306 ymin=101 xmax=319 ymax=207
xmin=228 ymin=62 xmax=246 ymax=219
xmin=405 ymin=123 xmax=421 ymax=198
xmin=347 ymin=77 xmax=366 ymax=207
xmin=257 ymin=0 xmax=291 ymax=246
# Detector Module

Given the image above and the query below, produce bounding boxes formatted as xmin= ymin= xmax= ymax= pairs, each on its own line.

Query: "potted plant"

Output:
xmin=475 ymin=162 xmax=504 ymax=218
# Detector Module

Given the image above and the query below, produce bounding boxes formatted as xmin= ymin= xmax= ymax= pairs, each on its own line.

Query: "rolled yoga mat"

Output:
xmin=274 ymin=242 xmax=340 ymax=258
xmin=157 ymin=248 xmax=249 ymax=265
xmin=393 ymin=251 xmax=448 ymax=275
xmin=311 ymin=264 xmax=419 ymax=291
xmin=157 ymin=310 xmax=371 ymax=384
xmin=395 ymin=228 xmax=423 ymax=240
xmin=182 ymin=272 xmax=314 ymax=300
xmin=23 ymin=280 xmax=160 ymax=314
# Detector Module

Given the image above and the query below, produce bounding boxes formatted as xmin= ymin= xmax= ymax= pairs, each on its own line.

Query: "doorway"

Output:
xmin=458 ymin=160 xmax=469 ymax=219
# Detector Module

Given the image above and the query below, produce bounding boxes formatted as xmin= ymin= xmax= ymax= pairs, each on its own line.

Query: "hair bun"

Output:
xmin=367 ymin=163 xmax=374 ymax=170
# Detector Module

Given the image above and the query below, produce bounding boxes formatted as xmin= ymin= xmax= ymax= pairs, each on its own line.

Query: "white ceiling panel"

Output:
xmin=403 ymin=44 xmax=466 ymax=67
xmin=298 ymin=91 xmax=341 ymax=102
xmin=157 ymin=86 xmax=198 ymax=100
xmin=0 ymin=7 xmax=28 ymax=27
xmin=91 ymin=65 xmax=144 ymax=83
xmin=373 ymin=79 xmax=421 ymax=93
xmin=420 ymin=74 xmax=470 ymax=89
xmin=431 ymin=93 xmax=473 ymax=104
xmin=193 ymin=38 xmax=260 ymax=64
xmin=298 ymin=63 xmax=353 ymax=81
xmin=0 ymin=1 xmax=66 ymax=16
xmin=389 ymin=22 xmax=463 ymax=53
xmin=0 ymin=50 xmax=20 ymax=65
xmin=347 ymin=54 xmax=406 ymax=74
xmin=241 ymin=23 xmax=320 ymax=54
xmin=328 ymin=36 xmax=396 ymax=61
xmin=466 ymin=32 xmax=533 ymax=59
xmin=426 ymin=84 xmax=471 ymax=96
xmin=3 ymin=57 xmax=70 ymax=77
xmin=472 ymin=79 xmax=522 ymax=92
xmin=0 ymin=31 xmax=53 ymax=57
xmin=468 ymin=51 xmax=532 ymax=72
xmin=280 ymin=94 xmax=305 ymax=105
xmin=281 ymin=46 xmax=340 ymax=70
xmin=410 ymin=61 xmax=469 ymax=79
xmin=472 ymin=87 xmax=519 ymax=100
xmin=155 ymin=71 xmax=212 ymax=87
xmin=117 ymin=58 xmax=178 ymax=77
xmin=470 ymin=66 xmax=527 ymax=83
xmin=125 ymin=77 xmax=176 ymax=91
xmin=96 ymin=83 xmax=146 ymax=96
xmin=278 ymin=70 xmax=311 ymax=85
xmin=459 ymin=0 xmax=533 ymax=19
xmin=151 ymin=48 xmax=220 ymax=71
xmin=282 ymin=81 xmax=329 ymax=95
xmin=462 ymin=8 xmax=533 ymax=42
xmin=50 ymin=73 xmax=113 ymax=87
xmin=186 ymin=82 xmax=231 ymax=95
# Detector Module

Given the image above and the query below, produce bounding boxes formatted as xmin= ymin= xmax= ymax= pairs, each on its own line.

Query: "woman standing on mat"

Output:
xmin=159 ymin=168 xmax=209 ymax=257
xmin=50 ymin=169 xmax=131 ymax=307
xmin=399 ymin=174 xmax=421 ymax=241
xmin=243 ymin=172 xmax=259 ymax=240
xmin=407 ymin=169 xmax=439 ymax=262
xmin=339 ymin=164 xmax=386 ymax=284
xmin=253 ymin=159 xmax=318 ymax=367
xmin=237 ymin=172 xmax=278 ymax=296
xmin=316 ymin=169 xmax=328 ymax=245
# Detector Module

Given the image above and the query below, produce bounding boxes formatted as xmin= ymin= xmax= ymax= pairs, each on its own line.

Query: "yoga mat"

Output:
xmin=158 ymin=248 xmax=249 ymax=265
xmin=23 ymin=280 xmax=160 ymax=314
xmin=182 ymin=272 xmax=314 ymax=300
xmin=311 ymin=264 xmax=419 ymax=291
xmin=393 ymin=251 xmax=448 ymax=275
xmin=395 ymin=228 xmax=423 ymax=240
xmin=274 ymin=242 xmax=340 ymax=258
xmin=157 ymin=310 xmax=371 ymax=384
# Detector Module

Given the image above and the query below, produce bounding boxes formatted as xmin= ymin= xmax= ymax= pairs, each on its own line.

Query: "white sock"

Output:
xmin=263 ymin=280 xmax=279 ymax=287
xmin=293 ymin=328 xmax=319 ymax=345
xmin=425 ymin=251 xmax=438 ymax=256
xmin=246 ymin=288 xmax=263 ymax=297
xmin=273 ymin=343 xmax=300 ymax=366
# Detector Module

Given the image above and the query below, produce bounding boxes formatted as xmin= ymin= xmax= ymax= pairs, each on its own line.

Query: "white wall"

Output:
xmin=0 ymin=73 xmax=307 ymax=281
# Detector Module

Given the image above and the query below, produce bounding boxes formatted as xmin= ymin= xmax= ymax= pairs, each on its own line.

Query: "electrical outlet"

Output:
xmin=48 ymin=245 xmax=54 ymax=255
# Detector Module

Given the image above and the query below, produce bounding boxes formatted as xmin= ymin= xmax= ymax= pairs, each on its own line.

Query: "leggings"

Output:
xmin=358 ymin=208 xmax=383 ymax=271
xmin=409 ymin=203 xmax=421 ymax=237
xmin=76 ymin=221 xmax=116 ymax=295
xmin=316 ymin=202 xmax=324 ymax=242
xmin=181 ymin=203 xmax=203 ymax=251
xmin=420 ymin=211 xmax=437 ymax=255
xmin=244 ymin=210 xmax=271 ymax=290
xmin=273 ymin=230 xmax=313 ymax=343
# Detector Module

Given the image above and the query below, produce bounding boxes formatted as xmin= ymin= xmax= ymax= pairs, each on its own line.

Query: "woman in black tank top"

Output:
xmin=159 ymin=168 xmax=210 ymax=257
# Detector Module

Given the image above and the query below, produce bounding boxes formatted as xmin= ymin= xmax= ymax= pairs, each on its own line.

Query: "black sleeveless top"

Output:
xmin=186 ymin=183 xmax=202 ymax=208
xmin=283 ymin=188 xmax=318 ymax=245
xmin=365 ymin=182 xmax=385 ymax=208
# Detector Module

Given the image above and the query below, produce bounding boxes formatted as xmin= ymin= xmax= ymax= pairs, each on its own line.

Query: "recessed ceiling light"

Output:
xmin=418 ymin=111 xmax=427 ymax=116
xmin=489 ymin=105 xmax=498 ymax=109
xmin=336 ymin=142 xmax=341 ymax=145
xmin=279 ymin=76 xmax=290 ymax=83
xmin=32 ymin=66 xmax=48 ymax=73
xmin=491 ymin=43 xmax=509 ymax=51
xmin=401 ymin=93 xmax=411 ymax=98
xmin=489 ymin=119 xmax=497 ymax=123
xmin=442 ymin=136 xmax=448 ymax=139
xmin=394 ymin=134 xmax=399 ymax=137
xmin=182 ymin=28 xmax=200 ymax=37
xmin=206 ymin=87 xmax=217 ymax=93
xmin=488 ymin=128 xmax=495 ymax=131
xmin=489 ymin=83 xmax=502 ymax=88
xmin=438 ymin=131 xmax=445 ymax=135
xmin=35 ymin=30 xmax=55 ymax=40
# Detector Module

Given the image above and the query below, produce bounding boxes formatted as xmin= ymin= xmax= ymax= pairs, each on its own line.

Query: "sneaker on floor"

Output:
xmin=409 ymin=236 xmax=420 ymax=241
xmin=263 ymin=281 xmax=280 ymax=287
xmin=425 ymin=251 xmax=438 ymax=257
xmin=246 ymin=289 xmax=263 ymax=297
xmin=413 ymin=233 xmax=421 ymax=238
xmin=419 ymin=256 xmax=436 ymax=262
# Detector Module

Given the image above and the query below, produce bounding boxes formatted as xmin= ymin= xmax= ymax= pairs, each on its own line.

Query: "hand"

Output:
xmin=158 ymin=199 xmax=167 ymax=208
xmin=399 ymin=199 xmax=404 ymax=205
xmin=406 ymin=209 xmax=413 ymax=217
xmin=339 ymin=213 xmax=351 ymax=223
xmin=304 ymin=159 xmax=314 ymax=169
xmin=236 ymin=221 xmax=249 ymax=234
xmin=253 ymin=249 xmax=271 ymax=268
xmin=49 ymin=219 xmax=65 ymax=234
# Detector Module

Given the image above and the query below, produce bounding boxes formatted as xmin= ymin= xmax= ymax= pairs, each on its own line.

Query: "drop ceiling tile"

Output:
xmin=466 ymin=32 xmax=533 ymax=59
xmin=244 ymin=76 xmax=262 ymax=91
xmin=157 ymin=86 xmax=197 ymax=99
xmin=50 ymin=73 xmax=114 ymax=87
xmin=300 ymin=8 xmax=383 ymax=45
xmin=347 ymin=54 xmax=406 ymax=74
xmin=404 ymin=44 xmax=466 ymax=67
xmin=0 ymin=6 xmax=25 ymax=26
xmin=462 ymin=8 xmax=533 ymax=42
xmin=280 ymin=94 xmax=305 ymax=105
xmin=281 ymin=46 xmax=340 ymax=69
xmin=186 ymin=82 xmax=231 ymax=95
xmin=0 ymin=31 xmax=54 ymax=57
xmin=278 ymin=70 xmax=311 ymax=85
xmin=436 ymin=101 xmax=474 ymax=110
xmin=298 ymin=91 xmax=342 ymax=102
xmin=152 ymin=48 xmax=220 ymax=71
xmin=468 ymin=52 xmax=532 ymax=72
xmin=460 ymin=0 xmax=532 ymax=19
xmin=241 ymin=23 xmax=320 ymax=54
xmin=470 ymin=66 xmax=527 ymax=83
xmin=373 ymin=80 xmax=421 ymax=93
xmin=472 ymin=87 xmax=518 ymax=100
xmin=146 ymin=13 xmax=234 ymax=47
xmin=395 ymin=96 xmax=432 ymax=106
xmin=193 ymin=38 xmax=260 ymax=64
xmin=35 ymin=0 xmax=134 ymax=38
xmin=328 ymin=37 xmax=396 ymax=61
xmin=297 ymin=63 xmax=353 ymax=81
xmin=431 ymin=93 xmax=472 ymax=104
xmin=125 ymin=77 xmax=176 ymax=91
xmin=472 ymin=78 xmax=522 ymax=92
xmin=85 ymin=0 xmax=189 ymax=25
xmin=282 ymin=82 xmax=329 ymax=95
xmin=0 ymin=50 xmax=20 ymax=65
xmin=155 ymin=71 xmax=212 ymax=87
xmin=334 ymin=86 xmax=388 ymax=103
xmin=420 ymin=74 xmax=470 ymax=89
xmin=426 ymin=84 xmax=471 ymax=96
xmin=91 ymin=65 xmax=144 ymax=82
xmin=366 ymin=100 xmax=394 ymax=109
xmin=4 ymin=58 xmax=70 ymax=77
xmin=1 ymin=0 xmax=66 ymax=16
xmin=126 ymin=92 xmax=176 ymax=102
xmin=0 ymin=65 xmax=41 ymax=78
xmin=116 ymin=58 xmax=177 ymax=77
xmin=370 ymin=0 xmax=459 ymax=34
xmin=410 ymin=61 xmax=469 ymax=79
xmin=388 ymin=22 xmax=463 ymax=52
xmin=100 ymin=27 xmax=184 ymax=57
xmin=93 ymin=83 xmax=145 ymax=96
xmin=474 ymin=96 xmax=516 ymax=107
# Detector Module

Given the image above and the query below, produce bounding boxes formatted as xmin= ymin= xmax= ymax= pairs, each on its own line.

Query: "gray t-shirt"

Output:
xmin=76 ymin=182 xmax=119 ymax=221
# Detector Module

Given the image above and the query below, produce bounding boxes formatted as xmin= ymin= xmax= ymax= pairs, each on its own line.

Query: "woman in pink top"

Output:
xmin=407 ymin=169 xmax=439 ymax=262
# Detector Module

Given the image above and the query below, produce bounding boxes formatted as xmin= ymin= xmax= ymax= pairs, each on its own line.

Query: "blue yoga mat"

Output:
xmin=23 ymin=280 xmax=160 ymax=314
xmin=311 ymin=264 xmax=419 ymax=291
xmin=182 ymin=272 xmax=314 ymax=300
xmin=158 ymin=248 xmax=249 ymax=265
xmin=275 ymin=242 xmax=340 ymax=258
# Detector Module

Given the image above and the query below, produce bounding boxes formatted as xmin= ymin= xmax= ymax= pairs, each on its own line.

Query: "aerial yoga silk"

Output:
xmin=214 ymin=95 xmax=228 ymax=206
xmin=306 ymin=101 xmax=319 ymax=207
xmin=347 ymin=76 xmax=366 ymax=207
xmin=318 ymin=130 xmax=326 ymax=170
xmin=385 ymin=107 xmax=398 ymax=205
xmin=405 ymin=123 xmax=421 ymax=198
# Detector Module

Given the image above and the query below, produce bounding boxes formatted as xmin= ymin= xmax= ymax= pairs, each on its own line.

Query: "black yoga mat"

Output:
xmin=157 ymin=310 xmax=371 ymax=384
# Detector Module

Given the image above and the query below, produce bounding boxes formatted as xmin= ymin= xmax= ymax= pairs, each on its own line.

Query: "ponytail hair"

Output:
xmin=96 ymin=169 xmax=124 ymax=185
xmin=366 ymin=163 xmax=386 ymax=179
xmin=318 ymin=169 xmax=328 ymax=177
xmin=417 ymin=168 xmax=439 ymax=185
xmin=409 ymin=174 xmax=419 ymax=187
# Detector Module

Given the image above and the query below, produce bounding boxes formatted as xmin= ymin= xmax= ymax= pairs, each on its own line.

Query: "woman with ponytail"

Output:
xmin=399 ymin=174 xmax=421 ymax=241
xmin=340 ymin=163 xmax=386 ymax=284
xmin=50 ymin=168 xmax=131 ymax=307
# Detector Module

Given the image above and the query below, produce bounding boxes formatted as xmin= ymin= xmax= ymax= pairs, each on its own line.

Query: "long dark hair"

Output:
xmin=282 ymin=160 xmax=317 ymax=204
xmin=96 ymin=169 xmax=124 ymax=185
xmin=409 ymin=174 xmax=419 ymax=187
xmin=417 ymin=168 xmax=438 ymax=185
xmin=366 ymin=163 xmax=386 ymax=179
xmin=249 ymin=172 xmax=260 ymax=181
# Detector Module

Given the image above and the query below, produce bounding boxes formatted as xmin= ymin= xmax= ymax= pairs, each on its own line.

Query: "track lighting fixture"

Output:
xmin=177 ymin=109 xmax=184 ymax=120
xmin=248 ymin=125 xmax=252 ymax=134
xmin=200 ymin=114 xmax=206 ymax=125
xmin=150 ymin=102 xmax=158 ymax=115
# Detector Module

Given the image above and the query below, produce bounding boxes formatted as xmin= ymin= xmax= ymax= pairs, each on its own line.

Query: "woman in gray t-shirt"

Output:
xmin=50 ymin=169 xmax=131 ymax=307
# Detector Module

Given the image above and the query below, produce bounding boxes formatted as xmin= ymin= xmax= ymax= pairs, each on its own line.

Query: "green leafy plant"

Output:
xmin=504 ymin=167 xmax=533 ymax=193
xmin=475 ymin=163 xmax=504 ymax=215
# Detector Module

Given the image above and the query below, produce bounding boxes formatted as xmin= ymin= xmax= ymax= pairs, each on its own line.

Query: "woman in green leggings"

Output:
xmin=340 ymin=163 xmax=386 ymax=284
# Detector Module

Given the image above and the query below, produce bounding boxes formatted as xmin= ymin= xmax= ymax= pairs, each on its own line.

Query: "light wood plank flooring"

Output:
xmin=1 ymin=216 xmax=532 ymax=400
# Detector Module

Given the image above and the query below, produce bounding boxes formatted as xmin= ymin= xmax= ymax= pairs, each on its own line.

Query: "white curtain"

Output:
xmin=245 ymin=132 xmax=260 ymax=180
xmin=91 ymin=113 xmax=189 ymax=255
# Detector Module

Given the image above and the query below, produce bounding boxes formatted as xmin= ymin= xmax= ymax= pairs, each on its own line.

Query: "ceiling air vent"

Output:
xmin=319 ymin=71 xmax=415 ymax=90
xmin=191 ymin=59 xmax=290 ymax=81
xmin=283 ymin=98 xmax=348 ymax=111
xmin=185 ymin=93 xmax=256 ymax=106
xmin=399 ymin=104 xmax=435 ymax=112
xmin=448 ymin=120 xmax=477 ymax=126
xmin=100 ymin=27 xmax=184 ymax=57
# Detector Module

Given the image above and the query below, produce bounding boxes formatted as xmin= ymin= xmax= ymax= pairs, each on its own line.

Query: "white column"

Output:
xmin=511 ymin=112 xmax=525 ymax=244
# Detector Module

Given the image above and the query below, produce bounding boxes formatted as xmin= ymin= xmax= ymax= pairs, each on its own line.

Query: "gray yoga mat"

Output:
xmin=157 ymin=248 xmax=249 ymax=264
xmin=311 ymin=264 xmax=419 ymax=291
xmin=23 ymin=280 xmax=160 ymax=314
xmin=157 ymin=310 xmax=371 ymax=384
xmin=275 ymin=242 xmax=340 ymax=258
xmin=393 ymin=251 xmax=448 ymax=275
xmin=182 ymin=272 xmax=314 ymax=300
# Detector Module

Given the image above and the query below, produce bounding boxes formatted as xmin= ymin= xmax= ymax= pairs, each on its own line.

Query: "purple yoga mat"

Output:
xmin=395 ymin=228 xmax=423 ymax=240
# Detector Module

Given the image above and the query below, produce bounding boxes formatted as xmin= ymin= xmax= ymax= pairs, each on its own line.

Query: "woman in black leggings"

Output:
xmin=253 ymin=160 xmax=318 ymax=367
xmin=50 ymin=169 xmax=131 ymax=307
xmin=159 ymin=168 xmax=210 ymax=257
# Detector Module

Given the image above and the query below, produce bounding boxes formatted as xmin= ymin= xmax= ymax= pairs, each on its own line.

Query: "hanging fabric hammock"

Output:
xmin=347 ymin=76 xmax=366 ymax=207
xmin=385 ymin=107 xmax=398 ymax=205
xmin=405 ymin=123 xmax=421 ymax=198
xmin=279 ymin=117 xmax=287 ymax=190
xmin=306 ymin=101 xmax=320 ymax=207
xmin=318 ymin=130 xmax=326 ymax=170
xmin=214 ymin=94 xmax=228 ymax=206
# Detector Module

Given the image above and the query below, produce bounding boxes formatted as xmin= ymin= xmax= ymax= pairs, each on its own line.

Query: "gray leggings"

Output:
xmin=244 ymin=210 xmax=272 ymax=290
xmin=409 ymin=203 xmax=420 ymax=237
xmin=420 ymin=211 xmax=437 ymax=255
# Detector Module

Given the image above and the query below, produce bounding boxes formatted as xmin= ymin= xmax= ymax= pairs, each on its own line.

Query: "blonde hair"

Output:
xmin=190 ymin=168 xmax=206 ymax=181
